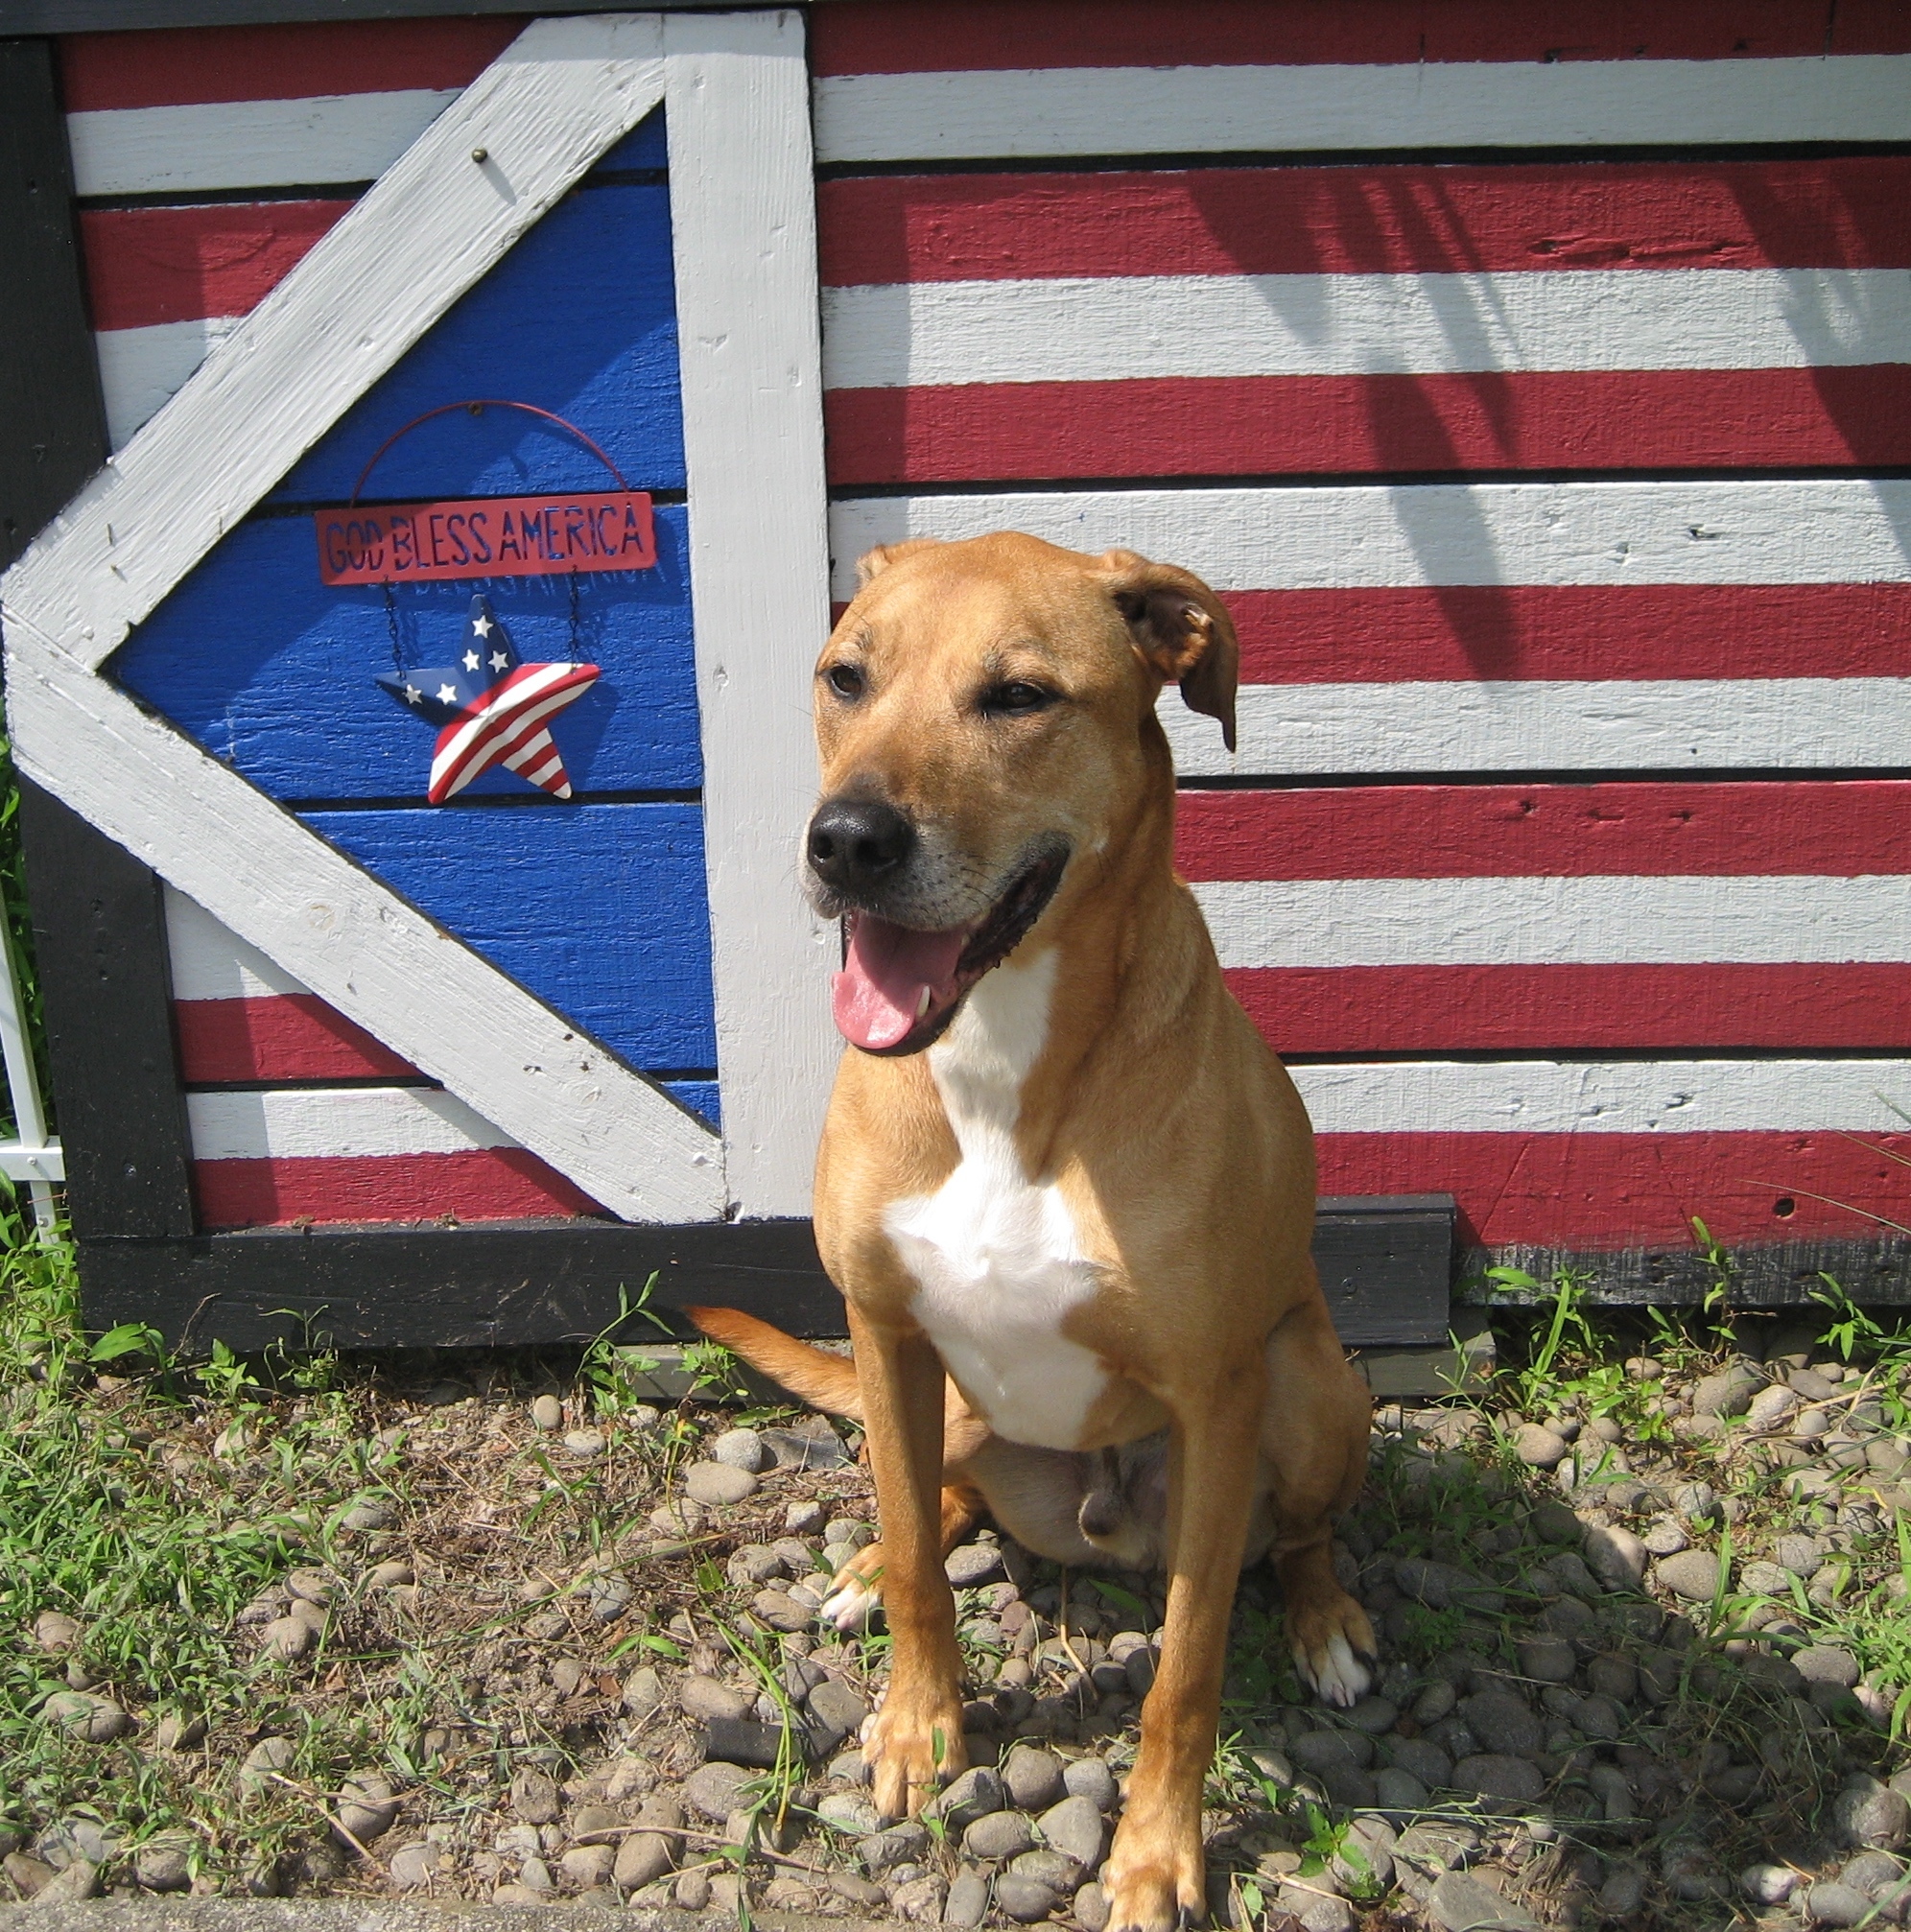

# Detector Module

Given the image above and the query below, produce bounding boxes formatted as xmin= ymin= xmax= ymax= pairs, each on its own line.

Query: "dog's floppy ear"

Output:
xmin=855 ymin=538 xmax=943 ymax=588
xmin=1098 ymin=549 xmax=1239 ymax=752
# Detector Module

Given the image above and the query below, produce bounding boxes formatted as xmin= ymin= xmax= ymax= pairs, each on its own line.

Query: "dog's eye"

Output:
xmin=981 ymin=680 xmax=1054 ymax=717
xmin=824 ymin=664 xmax=865 ymax=700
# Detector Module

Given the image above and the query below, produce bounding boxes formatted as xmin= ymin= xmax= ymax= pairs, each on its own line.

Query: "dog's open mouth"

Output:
xmin=831 ymin=847 xmax=1069 ymax=1055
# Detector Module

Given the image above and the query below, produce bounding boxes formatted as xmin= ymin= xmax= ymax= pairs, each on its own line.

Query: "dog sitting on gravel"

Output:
xmin=694 ymin=531 xmax=1374 ymax=1932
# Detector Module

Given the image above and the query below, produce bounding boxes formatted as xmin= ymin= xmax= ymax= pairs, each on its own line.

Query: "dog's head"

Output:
xmin=806 ymin=531 xmax=1238 ymax=1055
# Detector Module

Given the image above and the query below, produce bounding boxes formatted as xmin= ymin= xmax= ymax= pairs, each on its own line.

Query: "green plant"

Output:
xmin=1486 ymin=1263 xmax=1595 ymax=1411
xmin=1689 ymin=1215 xmax=1736 ymax=1343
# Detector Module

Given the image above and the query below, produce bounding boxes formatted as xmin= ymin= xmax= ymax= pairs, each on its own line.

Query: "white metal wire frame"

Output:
xmin=0 ymin=889 xmax=61 ymax=1230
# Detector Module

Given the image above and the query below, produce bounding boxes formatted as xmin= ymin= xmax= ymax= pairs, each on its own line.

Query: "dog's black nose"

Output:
xmin=808 ymin=797 xmax=915 ymax=893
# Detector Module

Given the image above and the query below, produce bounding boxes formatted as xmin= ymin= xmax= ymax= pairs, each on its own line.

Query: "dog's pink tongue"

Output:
xmin=833 ymin=914 xmax=965 ymax=1050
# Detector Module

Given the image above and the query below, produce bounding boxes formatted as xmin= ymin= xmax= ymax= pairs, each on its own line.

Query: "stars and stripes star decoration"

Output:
xmin=376 ymin=595 xmax=599 ymax=803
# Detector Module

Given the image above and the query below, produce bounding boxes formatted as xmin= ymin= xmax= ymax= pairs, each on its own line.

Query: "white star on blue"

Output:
xmin=377 ymin=594 xmax=521 ymax=726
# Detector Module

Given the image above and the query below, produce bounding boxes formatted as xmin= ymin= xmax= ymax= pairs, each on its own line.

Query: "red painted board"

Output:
xmin=1231 ymin=964 xmax=1911 ymax=1055
xmin=59 ymin=17 xmax=525 ymax=111
xmin=317 ymin=493 xmax=655 ymax=585
xmin=1174 ymin=781 xmax=1911 ymax=882
xmin=812 ymin=0 xmax=1911 ymax=76
xmin=819 ymin=160 xmax=1911 ymax=287
xmin=1316 ymin=1128 xmax=1911 ymax=1250
xmin=175 ymin=995 xmax=416 ymax=1084
xmin=80 ymin=202 xmax=349 ymax=333
xmin=193 ymin=1149 xmax=602 ymax=1229
xmin=823 ymin=367 xmax=1911 ymax=484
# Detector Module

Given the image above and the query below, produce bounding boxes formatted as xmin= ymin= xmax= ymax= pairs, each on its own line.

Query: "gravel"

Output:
xmin=1652 ymin=1547 xmax=1724 ymax=1600
xmin=683 ymin=1461 xmax=758 ymax=1506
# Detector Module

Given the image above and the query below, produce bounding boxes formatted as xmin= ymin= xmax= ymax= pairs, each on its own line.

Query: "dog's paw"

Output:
xmin=1099 ymin=1811 xmax=1204 ymax=1932
xmin=862 ymin=1684 xmax=966 ymax=1821
xmin=1288 ymin=1591 xmax=1378 ymax=1709
xmin=818 ymin=1543 xmax=885 ymax=1633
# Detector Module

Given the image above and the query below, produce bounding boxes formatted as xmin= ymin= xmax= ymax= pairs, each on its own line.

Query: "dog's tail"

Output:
xmin=682 ymin=1306 xmax=865 ymax=1422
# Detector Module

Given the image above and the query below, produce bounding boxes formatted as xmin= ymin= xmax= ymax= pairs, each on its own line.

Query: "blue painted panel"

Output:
xmin=593 ymin=105 xmax=668 ymax=175
xmin=663 ymin=1079 xmax=720 ymax=1129
xmin=112 ymin=507 xmax=699 ymax=798
xmin=270 ymin=181 xmax=682 ymax=504
xmin=302 ymin=802 xmax=716 ymax=1071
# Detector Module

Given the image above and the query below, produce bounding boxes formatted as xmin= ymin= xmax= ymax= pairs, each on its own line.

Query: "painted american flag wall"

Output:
xmin=814 ymin=0 xmax=1911 ymax=1280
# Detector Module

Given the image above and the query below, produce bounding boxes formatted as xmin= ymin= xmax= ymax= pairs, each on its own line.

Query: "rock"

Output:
xmin=1333 ymin=1816 xmax=1396 ymax=1891
xmin=612 ymin=1795 xmax=683 ymax=1891
xmin=678 ymin=1674 xmax=752 ymax=1724
xmin=1797 ymin=1644 xmax=1862 ymax=1688
xmin=558 ymin=1843 xmax=615 ymax=1888
xmin=1834 ymin=1778 xmax=1911 ymax=1850
xmin=510 ymin=1766 xmax=561 ymax=1825
xmin=530 ymin=1394 xmax=563 ymax=1430
xmin=892 ymin=1873 xmax=950 ymax=1923
xmin=1576 ymin=1693 xmax=1624 ymax=1741
xmin=964 ymin=1809 xmax=1037 ymax=1862
xmin=1597 ymin=1869 xmax=1647 ymax=1917
xmin=946 ymin=1543 xmax=1005 ymax=1588
xmin=1276 ymin=1886 xmax=1355 ymax=1932
xmin=33 ymin=1860 xmax=100 ymax=1903
xmin=1345 ymin=1694 xmax=1399 ymax=1734
xmin=1514 ymin=1637 xmax=1575 ymax=1684
xmin=1062 ymin=1756 xmax=1119 ymax=1810
xmin=1792 ymin=1366 xmax=1845 ymax=1401
xmin=685 ymin=1760 xmax=754 ymax=1824
xmin=762 ymin=1426 xmax=851 ymax=1472
xmin=1841 ymin=1851 xmax=1903 ymax=1897
xmin=1806 ymin=1881 xmax=1877 ymax=1927
xmin=132 ymin=1835 xmax=195 ymax=1892
xmin=1642 ymin=1519 xmax=1689 ymax=1557
xmin=944 ymin=1864 xmax=991 ymax=1927
xmin=673 ymin=1868 xmax=711 ymax=1910
xmin=1777 ymin=1533 xmax=1828 ymax=1577
xmin=1452 ymin=1755 xmax=1545 ymax=1804
xmin=831 ymin=1872 xmax=887 ymax=1910
xmin=786 ymin=1498 xmax=827 ymax=1533
xmin=817 ymin=1792 xmax=883 ymax=1836
xmin=684 ymin=1461 xmax=758 ymax=1506
xmin=622 ymin=1665 xmax=664 ymax=1716
xmin=341 ymin=1496 xmax=395 ymax=1532
xmin=1038 ymin=1794 xmax=1106 ymax=1873
xmin=1393 ymin=1557 xmax=1502 ymax=1614
xmin=41 ymin=1690 xmax=133 ymax=1742
xmin=1673 ymin=1480 xmax=1721 ymax=1524
xmin=712 ymin=1427 xmax=767 ymax=1472
xmin=334 ymin=1775 xmax=399 ymax=1844
xmin=1652 ymin=1549 xmax=1723 ymax=1601
xmin=1010 ymin=1850 xmax=1078 ymax=1892
xmin=1374 ymin=1768 xmax=1429 ymax=1812
xmin=994 ymin=1873 xmax=1058 ymax=1922
xmin=1427 ymin=1872 xmax=1542 ymax=1931
xmin=35 ymin=1611 xmax=82 ymax=1652
xmin=1383 ymin=1737 xmax=1451 ymax=1789
xmin=1460 ymin=1690 xmax=1543 ymax=1757
xmin=704 ymin=1716 xmax=789 ymax=1769
xmin=808 ymin=1675 xmax=872 ymax=1750
xmin=1692 ymin=1362 xmax=1764 ymax=1418
xmin=153 ymin=1710 xmax=205 ymax=1752
xmin=752 ymin=1590 xmax=812 ymax=1633
xmin=1739 ymin=1560 xmax=1793 ymax=1597
xmin=1581 ymin=1523 xmax=1647 ymax=1590
xmin=1747 ymin=1384 xmax=1800 ymax=1429
xmin=928 ymin=1766 xmax=1006 ymax=1834
xmin=1411 ymin=1681 xmax=1458 ymax=1726
xmin=1511 ymin=1423 xmax=1570 ymax=1469
xmin=1740 ymin=1864 xmax=1800 ymax=1904
xmin=1002 ymin=1743 xmax=1066 ymax=1810
xmin=238 ymin=1735 xmax=295 ymax=1792
xmin=860 ymin=1823 xmax=931 ymax=1874
xmin=1529 ymin=1500 xmax=1581 ymax=1544
xmin=1073 ymin=1879 xmax=1111 ymax=1931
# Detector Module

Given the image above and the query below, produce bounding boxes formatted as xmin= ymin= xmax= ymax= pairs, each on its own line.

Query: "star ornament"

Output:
xmin=377 ymin=595 xmax=599 ymax=803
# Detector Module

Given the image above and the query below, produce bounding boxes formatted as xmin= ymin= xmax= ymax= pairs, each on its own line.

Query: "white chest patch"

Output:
xmin=883 ymin=950 xmax=1108 ymax=1450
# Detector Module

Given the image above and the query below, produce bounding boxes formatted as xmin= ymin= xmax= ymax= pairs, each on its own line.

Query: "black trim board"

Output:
xmin=79 ymin=1195 xmax=1458 ymax=1353
xmin=1460 ymin=1236 xmax=1911 ymax=1308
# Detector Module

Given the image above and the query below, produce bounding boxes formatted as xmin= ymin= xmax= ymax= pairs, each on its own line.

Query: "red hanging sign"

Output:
xmin=317 ymin=489 xmax=656 ymax=586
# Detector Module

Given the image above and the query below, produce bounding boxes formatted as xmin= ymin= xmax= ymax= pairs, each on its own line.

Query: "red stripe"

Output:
xmin=1176 ymin=781 xmax=1911 ymax=882
xmin=80 ymin=202 xmax=349 ymax=332
xmin=1314 ymin=1128 xmax=1911 ymax=1250
xmin=193 ymin=1149 xmax=602 ymax=1228
xmin=1232 ymin=965 xmax=1911 ymax=1055
xmin=813 ymin=1 xmax=1911 ymax=76
xmin=1214 ymin=584 xmax=1911 ymax=688
xmin=59 ymin=18 xmax=525 ymax=112
xmin=819 ymin=160 xmax=1911 ymax=287
xmin=176 ymin=995 xmax=416 ymax=1083
xmin=823 ymin=368 xmax=1911 ymax=485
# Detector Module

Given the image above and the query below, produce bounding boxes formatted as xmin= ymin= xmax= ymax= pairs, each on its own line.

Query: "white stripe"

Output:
xmin=1195 ymin=875 xmax=1911 ymax=970
xmin=814 ymin=56 xmax=1911 ymax=165
xmin=96 ymin=319 xmax=242 ymax=454
xmin=1292 ymin=1058 xmax=1911 ymax=1137
xmin=187 ymin=1086 xmax=516 ymax=1162
xmin=1161 ymin=675 xmax=1911 ymax=777
xmin=829 ymin=482 xmax=1911 ymax=600
xmin=67 ymin=91 xmax=459 ymax=198
xmin=824 ymin=269 xmax=1911 ymax=389
xmin=427 ymin=665 xmax=584 ymax=792
xmin=164 ymin=884 xmax=309 ymax=1001
xmin=503 ymin=727 xmax=556 ymax=772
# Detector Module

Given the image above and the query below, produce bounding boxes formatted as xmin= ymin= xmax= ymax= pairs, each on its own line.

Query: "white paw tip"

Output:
xmin=1298 ymin=1633 xmax=1371 ymax=1709
xmin=820 ymin=1579 xmax=878 ymax=1632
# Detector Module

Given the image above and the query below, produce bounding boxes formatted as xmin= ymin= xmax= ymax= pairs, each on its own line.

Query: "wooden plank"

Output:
xmin=4 ymin=12 xmax=670 ymax=673
xmin=194 ymin=1150 xmax=603 ymax=1227
xmin=298 ymin=802 xmax=716 ymax=1072
xmin=1459 ymin=1238 xmax=1911 ymax=1308
xmin=1313 ymin=1195 xmax=1453 ymax=1348
xmin=1357 ymin=1310 xmax=1495 ymax=1402
xmin=75 ymin=1197 xmax=1452 ymax=1352
xmin=814 ymin=57 xmax=1911 ymax=165
xmin=0 ymin=39 xmax=106 ymax=576
xmin=18 ymin=781 xmax=195 ymax=1241
xmin=25 ymin=0 xmax=721 ymax=29
xmin=114 ymin=509 xmax=701 ymax=800
xmin=664 ymin=9 xmax=837 ymax=1221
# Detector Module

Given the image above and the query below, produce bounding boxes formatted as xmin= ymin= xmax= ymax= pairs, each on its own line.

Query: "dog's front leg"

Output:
xmin=1102 ymin=1362 xmax=1265 ymax=1932
xmin=847 ymin=1302 xmax=968 ymax=1818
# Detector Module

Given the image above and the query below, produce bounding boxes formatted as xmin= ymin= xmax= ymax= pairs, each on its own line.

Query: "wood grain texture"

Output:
xmin=814 ymin=57 xmax=1911 ymax=165
xmin=113 ymin=509 xmax=700 ymax=799
xmin=824 ymin=367 xmax=1911 ymax=483
xmin=1460 ymin=1236 xmax=1911 ymax=1308
xmin=829 ymin=481 xmax=1911 ymax=598
xmin=665 ymin=9 xmax=838 ymax=1220
xmin=301 ymin=802 xmax=715 ymax=1072
xmin=1176 ymin=781 xmax=1911 ymax=881
xmin=5 ymin=12 xmax=671 ymax=674
xmin=1232 ymin=964 xmax=1911 ymax=1055
xmin=817 ymin=160 xmax=1911 ymax=287
xmin=177 ymin=995 xmax=417 ymax=1082
xmin=193 ymin=1148 xmax=603 ymax=1228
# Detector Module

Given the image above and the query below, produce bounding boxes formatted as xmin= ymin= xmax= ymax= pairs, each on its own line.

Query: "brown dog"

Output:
xmin=717 ymin=532 xmax=1375 ymax=1932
